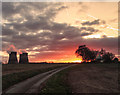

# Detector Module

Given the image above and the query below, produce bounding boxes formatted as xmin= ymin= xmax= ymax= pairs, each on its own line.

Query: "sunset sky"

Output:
xmin=1 ymin=2 xmax=119 ymax=63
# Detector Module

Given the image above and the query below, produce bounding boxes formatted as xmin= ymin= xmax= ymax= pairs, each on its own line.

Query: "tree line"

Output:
xmin=75 ymin=45 xmax=118 ymax=63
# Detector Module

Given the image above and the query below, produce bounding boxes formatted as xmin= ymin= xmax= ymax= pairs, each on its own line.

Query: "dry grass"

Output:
xmin=68 ymin=63 xmax=119 ymax=93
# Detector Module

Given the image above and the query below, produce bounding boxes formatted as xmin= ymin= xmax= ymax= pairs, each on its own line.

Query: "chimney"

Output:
xmin=19 ymin=53 xmax=29 ymax=64
xmin=8 ymin=52 xmax=18 ymax=64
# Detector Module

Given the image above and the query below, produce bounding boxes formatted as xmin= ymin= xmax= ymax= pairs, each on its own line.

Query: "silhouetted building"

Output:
xmin=8 ymin=52 xmax=18 ymax=64
xmin=96 ymin=53 xmax=104 ymax=62
xmin=19 ymin=53 xmax=29 ymax=64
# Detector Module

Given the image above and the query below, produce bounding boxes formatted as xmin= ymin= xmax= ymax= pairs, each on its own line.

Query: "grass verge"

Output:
xmin=40 ymin=66 xmax=74 ymax=95
xmin=2 ymin=65 xmax=67 ymax=91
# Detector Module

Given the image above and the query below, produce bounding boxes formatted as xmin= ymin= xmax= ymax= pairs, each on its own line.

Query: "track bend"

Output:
xmin=4 ymin=64 xmax=77 ymax=94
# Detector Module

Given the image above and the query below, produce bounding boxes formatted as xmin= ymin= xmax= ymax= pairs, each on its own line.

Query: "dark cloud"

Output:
xmin=84 ymin=37 xmax=118 ymax=49
xmin=81 ymin=19 xmax=106 ymax=26
xmin=2 ymin=2 xmax=62 ymax=19
xmin=80 ymin=32 xmax=93 ymax=36
xmin=2 ymin=2 xmax=20 ymax=18
xmin=57 ymin=6 xmax=68 ymax=11
xmin=80 ymin=27 xmax=99 ymax=33
xmin=2 ymin=27 xmax=16 ymax=36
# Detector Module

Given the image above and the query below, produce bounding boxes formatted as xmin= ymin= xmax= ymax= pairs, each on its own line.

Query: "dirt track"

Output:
xmin=68 ymin=64 xmax=119 ymax=93
xmin=4 ymin=64 xmax=75 ymax=94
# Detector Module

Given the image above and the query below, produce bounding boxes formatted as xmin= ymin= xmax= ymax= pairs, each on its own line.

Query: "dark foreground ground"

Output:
xmin=2 ymin=63 xmax=120 ymax=94
xmin=68 ymin=63 xmax=119 ymax=93
xmin=2 ymin=64 xmax=69 ymax=91
xmin=2 ymin=64 xmax=69 ymax=75
xmin=41 ymin=63 xmax=120 ymax=94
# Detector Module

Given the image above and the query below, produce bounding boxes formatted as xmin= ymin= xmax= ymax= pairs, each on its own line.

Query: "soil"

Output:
xmin=68 ymin=64 xmax=119 ymax=93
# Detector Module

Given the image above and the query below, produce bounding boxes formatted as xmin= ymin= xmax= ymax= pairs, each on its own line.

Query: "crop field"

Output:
xmin=2 ymin=63 xmax=68 ymax=75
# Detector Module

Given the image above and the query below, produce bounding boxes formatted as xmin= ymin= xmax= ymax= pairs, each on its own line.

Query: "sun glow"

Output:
xmin=72 ymin=60 xmax=82 ymax=63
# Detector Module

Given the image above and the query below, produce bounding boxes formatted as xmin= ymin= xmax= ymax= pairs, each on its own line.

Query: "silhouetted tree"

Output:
xmin=113 ymin=57 xmax=119 ymax=63
xmin=90 ymin=50 xmax=98 ymax=61
xmin=76 ymin=45 xmax=117 ymax=63
xmin=99 ymin=48 xmax=105 ymax=56
xmin=75 ymin=45 xmax=97 ymax=62
xmin=98 ymin=48 xmax=115 ymax=63
xmin=102 ymin=52 xmax=115 ymax=62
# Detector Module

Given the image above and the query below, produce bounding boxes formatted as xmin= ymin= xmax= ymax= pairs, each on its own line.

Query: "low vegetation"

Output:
xmin=40 ymin=64 xmax=77 ymax=95
xmin=2 ymin=64 xmax=68 ymax=75
xmin=2 ymin=64 xmax=68 ymax=91
xmin=40 ymin=66 xmax=75 ymax=94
